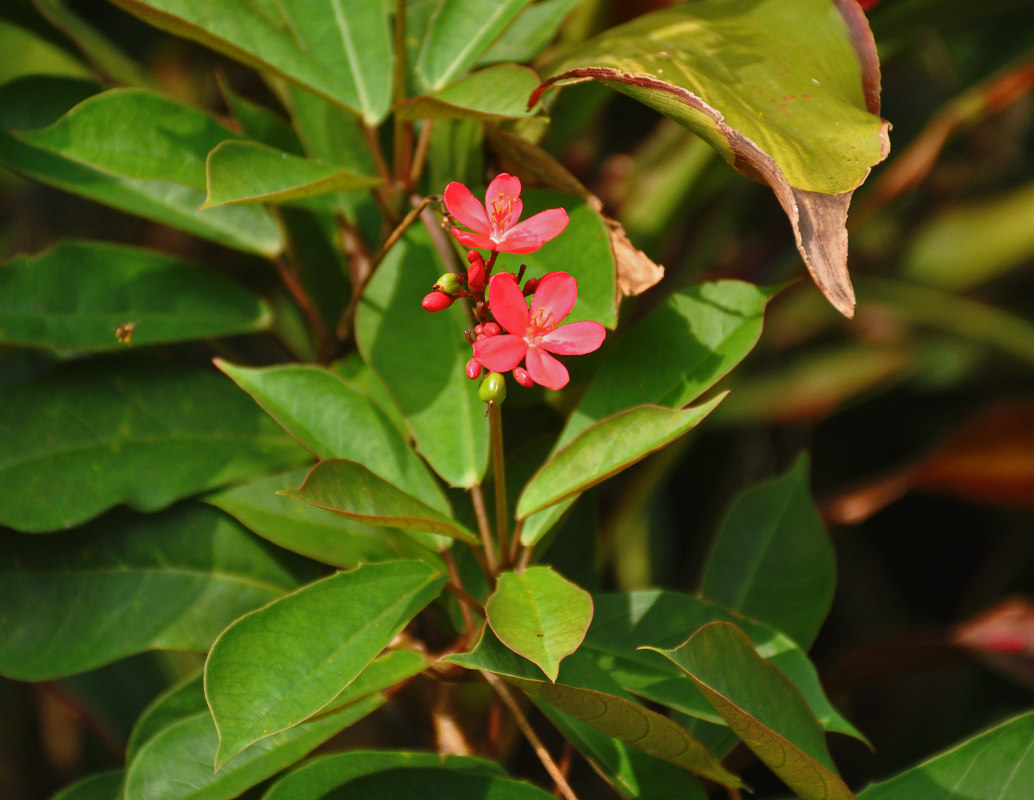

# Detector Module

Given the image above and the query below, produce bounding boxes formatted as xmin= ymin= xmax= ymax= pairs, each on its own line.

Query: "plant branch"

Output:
xmin=442 ymin=551 xmax=483 ymax=635
xmin=480 ymin=671 xmax=580 ymax=800
xmin=471 ymin=485 xmax=499 ymax=576
xmin=490 ymin=403 xmax=510 ymax=568
xmin=517 ymin=544 xmax=534 ymax=573
xmin=409 ymin=119 xmax=435 ymax=187
xmin=271 ymin=255 xmax=332 ymax=363
xmin=509 ymin=519 xmax=524 ymax=565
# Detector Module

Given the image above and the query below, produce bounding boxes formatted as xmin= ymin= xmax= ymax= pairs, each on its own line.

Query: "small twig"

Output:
xmin=442 ymin=552 xmax=484 ymax=633
xmin=409 ymin=120 xmax=435 ymax=187
xmin=553 ymin=742 xmax=574 ymax=798
xmin=490 ymin=403 xmax=510 ymax=569
xmin=509 ymin=519 xmax=524 ymax=565
xmin=517 ymin=544 xmax=534 ymax=573
xmin=372 ymin=196 xmax=434 ymax=269
xmin=271 ymin=255 xmax=332 ymax=362
xmin=470 ymin=485 xmax=499 ymax=576
xmin=480 ymin=672 xmax=580 ymax=800
xmin=361 ymin=122 xmax=398 ymax=223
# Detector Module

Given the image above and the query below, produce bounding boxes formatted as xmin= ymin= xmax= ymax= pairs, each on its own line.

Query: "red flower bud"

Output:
xmin=483 ymin=322 xmax=500 ymax=337
xmin=467 ymin=255 xmax=486 ymax=292
xmin=522 ymin=277 xmax=539 ymax=296
xmin=513 ymin=366 xmax=534 ymax=388
xmin=474 ymin=324 xmax=484 ymax=336
xmin=421 ymin=291 xmax=453 ymax=312
xmin=466 ymin=358 xmax=482 ymax=380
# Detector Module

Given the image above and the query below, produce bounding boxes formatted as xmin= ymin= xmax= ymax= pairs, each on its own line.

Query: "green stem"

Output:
xmin=470 ymin=485 xmax=499 ymax=576
xmin=490 ymin=403 xmax=509 ymax=568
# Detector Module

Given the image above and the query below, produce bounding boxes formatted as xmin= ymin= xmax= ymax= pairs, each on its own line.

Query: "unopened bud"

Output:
xmin=466 ymin=252 xmax=486 ymax=292
xmin=483 ymin=322 xmax=500 ymax=337
xmin=513 ymin=366 xmax=534 ymax=388
xmin=466 ymin=358 xmax=482 ymax=380
xmin=478 ymin=372 xmax=507 ymax=404
xmin=435 ymin=273 xmax=462 ymax=295
xmin=422 ymin=291 xmax=453 ymax=312
xmin=522 ymin=277 xmax=539 ymax=296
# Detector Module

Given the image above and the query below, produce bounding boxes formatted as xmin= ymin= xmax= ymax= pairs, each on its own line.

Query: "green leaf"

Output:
xmin=204 ymin=560 xmax=444 ymax=767
xmin=517 ymin=397 xmax=726 ymax=522
xmin=476 ymin=0 xmax=581 ymax=66
xmin=321 ymin=767 xmax=559 ymax=798
xmin=647 ymin=622 xmax=855 ymax=800
xmin=416 ymin=0 xmax=533 ymax=90
xmin=354 ymin=227 xmax=489 ymax=488
xmin=700 ymin=454 xmax=836 ymax=649
xmin=446 ymin=628 xmax=742 ymax=788
xmin=50 ymin=770 xmax=124 ymax=800
xmin=105 ymin=0 xmax=381 ymax=119
xmin=331 ymin=353 xmax=409 ymax=442
xmin=0 ymin=361 xmax=307 ymax=532
xmin=0 ymin=241 xmax=271 ymax=351
xmin=126 ymin=672 xmax=208 ymax=762
xmin=540 ymin=0 xmax=890 ymax=317
xmin=216 ymin=361 xmax=448 ymax=513
xmin=0 ymin=504 xmax=301 ymax=680
xmin=217 ymin=76 xmax=304 ymax=155
xmin=395 ymin=64 xmax=541 ymax=121
xmin=203 ymin=140 xmax=380 ymax=207
xmin=207 ymin=469 xmax=436 ymax=570
xmin=123 ymin=696 xmax=383 ymax=800
xmin=283 ymin=459 xmax=476 ymax=546
xmin=486 ymin=566 xmax=593 ymax=682
xmin=0 ymin=77 xmax=282 ymax=256
xmin=16 ymin=88 xmax=235 ymax=189
xmin=857 ymin=711 xmax=1034 ymax=800
xmin=583 ymin=591 xmax=865 ymax=743
xmin=263 ymin=751 xmax=505 ymax=800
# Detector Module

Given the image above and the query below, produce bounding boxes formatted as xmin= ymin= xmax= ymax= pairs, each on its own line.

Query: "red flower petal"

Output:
xmin=474 ymin=334 xmax=526 ymax=372
xmin=499 ymin=208 xmax=569 ymax=250
xmin=487 ymin=272 xmax=530 ymax=335
xmin=532 ymin=271 xmax=577 ymax=324
xmin=451 ymin=228 xmax=497 ymax=251
xmin=539 ymin=320 xmax=606 ymax=355
xmin=526 ymin=347 xmax=569 ymax=390
xmin=444 ymin=182 xmax=490 ymax=233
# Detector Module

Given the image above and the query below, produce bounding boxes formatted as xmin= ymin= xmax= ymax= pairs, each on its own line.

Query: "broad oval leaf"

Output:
xmin=0 ymin=361 xmax=307 ymax=532
xmin=319 ymin=766 xmax=559 ymax=799
xmin=0 ymin=504 xmax=302 ymax=680
xmin=354 ymin=227 xmax=489 ymax=488
xmin=0 ymin=240 xmax=271 ymax=351
xmin=395 ymin=64 xmax=542 ymax=121
xmin=50 ymin=770 xmax=124 ymax=800
xmin=537 ymin=0 xmax=891 ymax=316
xmin=517 ymin=396 xmax=726 ymax=521
xmin=486 ymin=566 xmax=593 ymax=682
xmin=204 ymin=560 xmax=444 ymax=767
xmin=282 ymin=459 xmax=475 ymax=546
xmin=123 ymin=697 xmax=382 ymax=800
xmin=476 ymin=0 xmax=581 ymax=66
xmin=647 ymin=622 xmax=855 ymax=800
xmin=700 ymin=454 xmax=836 ymax=649
xmin=203 ymin=140 xmax=379 ymax=207
xmin=126 ymin=672 xmax=208 ymax=763
xmin=857 ymin=710 xmax=1034 ymax=800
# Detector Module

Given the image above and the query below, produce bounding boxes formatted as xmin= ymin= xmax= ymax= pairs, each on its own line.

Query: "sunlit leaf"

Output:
xmin=396 ymin=64 xmax=541 ymax=120
xmin=476 ymin=0 xmax=580 ymax=66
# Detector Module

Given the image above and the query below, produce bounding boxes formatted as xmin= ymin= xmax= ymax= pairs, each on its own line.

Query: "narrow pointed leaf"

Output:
xmin=517 ymin=396 xmax=726 ymax=521
xmin=203 ymin=140 xmax=379 ymax=207
xmin=0 ymin=362 xmax=307 ymax=532
xmin=416 ymin=0 xmax=533 ymax=90
xmin=320 ymin=766 xmax=559 ymax=798
xmin=476 ymin=0 xmax=581 ymax=66
xmin=701 ymin=454 xmax=836 ymax=649
xmin=486 ymin=566 xmax=593 ymax=682
xmin=205 ymin=560 xmax=444 ymax=767
xmin=537 ymin=0 xmax=891 ymax=316
xmin=283 ymin=459 xmax=476 ymax=545
xmin=124 ymin=697 xmax=382 ymax=800
xmin=395 ymin=64 xmax=541 ymax=121
xmin=857 ymin=711 xmax=1034 ymax=800
xmin=50 ymin=770 xmax=124 ymax=800
xmin=216 ymin=362 xmax=449 ymax=513
xmin=0 ymin=505 xmax=302 ymax=680
xmin=126 ymin=672 xmax=208 ymax=762
xmin=647 ymin=622 xmax=855 ymax=800
xmin=0 ymin=241 xmax=270 ymax=351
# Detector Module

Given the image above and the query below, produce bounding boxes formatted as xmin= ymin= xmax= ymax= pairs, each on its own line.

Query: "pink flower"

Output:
xmin=474 ymin=272 xmax=605 ymax=390
xmin=444 ymin=174 xmax=569 ymax=254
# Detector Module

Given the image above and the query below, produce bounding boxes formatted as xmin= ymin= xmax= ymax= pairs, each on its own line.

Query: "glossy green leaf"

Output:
xmin=354 ymin=227 xmax=488 ymax=488
xmin=563 ymin=281 xmax=774 ymax=447
xmin=17 ymin=88 xmax=234 ymax=189
xmin=700 ymin=454 xmax=836 ymax=649
xmin=583 ymin=591 xmax=865 ymax=742
xmin=331 ymin=353 xmax=409 ymax=442
xmin=858 ymin=711 xmax=1034 ymax=800
xmin=105 ymin=0 xmax=381 ymax=119
xmin=533 ymin=702 xmax=707 ymax=800
xmin=217 ymin=76 xmax=303 ymax=155
xmin=207 ymin=469 xmax=431 ymax=570
xmin=416 ymin=0 xmax=533 ymax=90
xmin=647 ymin=622 xmax=855 ymax=800
xmin=517 ymin=396 xmax=726 ymax=521
xmin=317 ymin=766 xmax=557 ymax=799
xmin=263 ymin=751 xmax=504 ymax=800
xmin=446 ymin=628 xmax=742 ymax=788
xmin=126 ymin=672 xmax=207 ymax=762
xmin=203 ymin=140 xmax=380 ymax=207
xmin=476 ymin=0 xmax=581 ymax=66
xmin=205 ymin=560 xmax=444 ymax=767
xmin=486 ymin=566 xmax=593 ymax=682
xmin=283 ymin=459 xmax=475 ymax=546
xmin=50 ymin=770 xmax=124 ymax=800
xmin=0 ymin=77 xmax=282 ymax=256
xmin=216 ymin=361 xmax=448 ymax=513
xmin=0 ymin=505 xmax=301 ymax=680
xmin=540 ymin=0 xmax=890 ymax=317
xmin=0 ymin=241 xmax=271 ymax=351
xmin=395 ymin=64 xmax=541 ymax=120
xmin=123 ymin=696 xmax=383 ymax=800
xmin=0 ymin=362 xmax=307 ymax=532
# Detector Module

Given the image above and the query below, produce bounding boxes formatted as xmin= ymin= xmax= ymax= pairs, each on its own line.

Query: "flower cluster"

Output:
xmin=422 ymin=174 xmax=606 ymax=397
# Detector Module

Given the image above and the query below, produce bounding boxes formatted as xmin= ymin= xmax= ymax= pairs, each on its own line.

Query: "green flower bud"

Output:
xmin=477 ymin=372 xmax=507 ymax=404
xmin=435 ymin=272 xmax=462 ymax=295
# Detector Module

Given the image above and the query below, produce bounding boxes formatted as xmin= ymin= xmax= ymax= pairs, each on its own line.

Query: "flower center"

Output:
xmin=526 ymin=308 xmax=556 ymax=344
xmin=488 ymin=193 xmax=514 ymax=233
